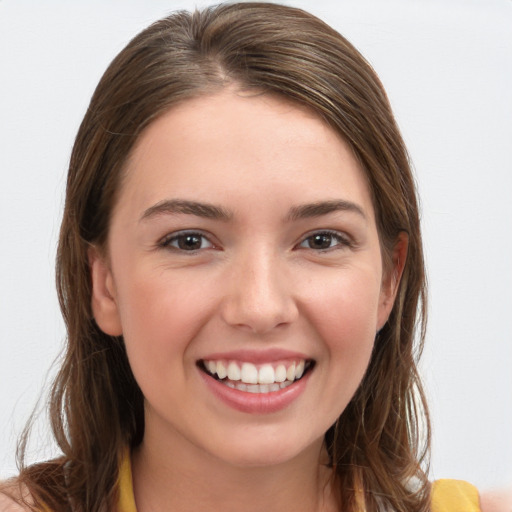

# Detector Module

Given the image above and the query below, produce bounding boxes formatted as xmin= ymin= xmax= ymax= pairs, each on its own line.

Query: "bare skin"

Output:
xmin=479 ymin=488 xmax=512 ymax=512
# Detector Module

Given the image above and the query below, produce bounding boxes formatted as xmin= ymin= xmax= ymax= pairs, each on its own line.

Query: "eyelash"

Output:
xmin=159 ymin=229 xmax=352 ymax=253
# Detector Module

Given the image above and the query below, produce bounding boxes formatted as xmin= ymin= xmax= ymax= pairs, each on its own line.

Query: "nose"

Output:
xmin=220 ymin=249 xmax=299 ymax=334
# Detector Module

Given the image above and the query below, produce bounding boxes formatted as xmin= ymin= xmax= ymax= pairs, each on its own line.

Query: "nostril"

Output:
xmin=220 ymin=296 xmax=299 ymax=334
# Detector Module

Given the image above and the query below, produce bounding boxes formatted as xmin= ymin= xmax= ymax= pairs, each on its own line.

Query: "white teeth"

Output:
xmin=203 ymin=359 xmax=310 ymax=389
xmin=207 ymin=360 xmax=217 ymax=374
xmin=216 ymin=361 xmax=227 ymax=379
xmin=275 ymin=364 xmax=287 ymax=382
xmin=241 ymin=362 xmax=258 ymax=384
xmin=295 ymin=360 xmax=305 ymax=379
xmin=240 ymin=383 xmax=281 ymax=393
xmin=286 ymin=362 xmax=296 ymax=381
xmin=258 ymin=364 xmax=275 ymax=384
xmin=227 ymin=361 xmax=241 ymax=381
xmin=217 ymin=377 xmax=296 ymax=393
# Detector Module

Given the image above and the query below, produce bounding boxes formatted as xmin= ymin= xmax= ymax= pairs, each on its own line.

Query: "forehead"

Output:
xmin=117 ymin=89 xmax=375 ymax=222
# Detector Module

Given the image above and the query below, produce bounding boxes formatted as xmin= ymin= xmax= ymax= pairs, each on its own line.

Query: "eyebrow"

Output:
xmin=286 ymin=200 xmax=367 ymax=221
xmin=139 ymin=198 xmax=367 ymax=223
xmin=140 ymin=199 xmax=233 ymax=222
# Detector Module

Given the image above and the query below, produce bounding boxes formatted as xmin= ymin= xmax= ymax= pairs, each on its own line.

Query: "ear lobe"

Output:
xmin=88 ymin=247 xmax=123 ymax=336
xmin=377 ymin=232 xmax=408 ymax=330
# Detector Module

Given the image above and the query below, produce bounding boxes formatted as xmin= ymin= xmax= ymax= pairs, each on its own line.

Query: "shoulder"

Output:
xmin=479 ymin=488 xmax=512 ymax=512
xmin=0 ymin=481 xmax=34 ymax=512
xmin=0 ymin=496 xmax=29 ymax=512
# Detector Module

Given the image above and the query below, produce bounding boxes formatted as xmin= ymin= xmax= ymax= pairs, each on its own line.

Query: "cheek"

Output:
xmin=306 ymin=267 xmax=382 ymax=346
xmin=113 ymin=269 xmax=216 ymax=380
xmin=302 ymin=269 xmax=381 ymax=402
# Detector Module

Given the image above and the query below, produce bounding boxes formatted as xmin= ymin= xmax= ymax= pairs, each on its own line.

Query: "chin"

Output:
xmin=207 ymin=429 xmax=325 ymax=469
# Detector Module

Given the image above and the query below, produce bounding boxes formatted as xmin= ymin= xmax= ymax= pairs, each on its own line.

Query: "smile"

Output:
xmin=200 ymin=359 xmax=314 ymax=394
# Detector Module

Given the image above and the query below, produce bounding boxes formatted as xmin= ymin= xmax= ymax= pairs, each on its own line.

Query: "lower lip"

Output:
xmin=199 ymin=369 xmax=312 ymax=414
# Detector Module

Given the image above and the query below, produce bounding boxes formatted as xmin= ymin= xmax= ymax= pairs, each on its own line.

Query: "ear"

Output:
xmin=88 ymin=246 xmax=123 ymax=336
xmin=376 ymin=231 xmax=408 ymax=331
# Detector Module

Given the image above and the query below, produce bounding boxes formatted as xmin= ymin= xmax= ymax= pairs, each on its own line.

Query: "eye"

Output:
xmin=160 ymin=231 xmax=214 ymax=252
xmin=298 ymin=231 xmax=350 ymax=251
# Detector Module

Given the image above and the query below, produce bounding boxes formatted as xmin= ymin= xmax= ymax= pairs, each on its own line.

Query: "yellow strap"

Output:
xmin=117 ymin=450 xmax=137 ymax=512
xmin=431 ymin=479 xmax=480 ymax=512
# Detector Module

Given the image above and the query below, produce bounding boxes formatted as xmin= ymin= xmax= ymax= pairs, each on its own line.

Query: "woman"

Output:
xmin=0 ymin=3 xmax=505 ymax=511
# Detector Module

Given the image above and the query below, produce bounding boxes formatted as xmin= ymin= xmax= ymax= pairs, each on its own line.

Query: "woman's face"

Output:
xmin=90 ymin=90 xmax=400 ymax=468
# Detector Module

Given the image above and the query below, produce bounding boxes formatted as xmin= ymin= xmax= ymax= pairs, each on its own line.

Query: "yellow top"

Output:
xmin=431 ymin=479 xmax=481 ymax=512
xmin=117 ymin=452 xmax=481 ymax=512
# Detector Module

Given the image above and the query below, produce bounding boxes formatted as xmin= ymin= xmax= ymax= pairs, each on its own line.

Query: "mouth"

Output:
xmin=198 ymin=358 xmax=315 ymax=394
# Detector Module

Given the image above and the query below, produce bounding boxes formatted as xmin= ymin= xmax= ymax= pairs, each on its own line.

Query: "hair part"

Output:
xmin=14 ymin=3 xmax=429 ymax=511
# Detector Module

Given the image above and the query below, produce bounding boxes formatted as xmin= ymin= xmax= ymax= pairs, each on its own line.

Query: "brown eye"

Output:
xmin=308 ymin=234 xmax=334 ymax=249
xmin=162 ymin=232 xmax=213 ymax=251
xmin=298 ymin=231 xmax=348 ymax=251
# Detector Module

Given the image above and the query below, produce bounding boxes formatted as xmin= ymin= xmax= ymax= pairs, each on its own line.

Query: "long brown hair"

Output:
xmin=13 ymin=3 xmax=429 ymax=511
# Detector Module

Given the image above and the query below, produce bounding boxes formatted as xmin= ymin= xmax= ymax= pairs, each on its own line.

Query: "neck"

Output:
xmin=131 ymin=421 xmax=337 ymax=512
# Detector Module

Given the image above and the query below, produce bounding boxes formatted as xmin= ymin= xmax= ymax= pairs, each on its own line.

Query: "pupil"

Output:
xmin=311 ymin=234 xmax=331 ymax=249
xmin=179 ymin=235 xmax=201 ymax=250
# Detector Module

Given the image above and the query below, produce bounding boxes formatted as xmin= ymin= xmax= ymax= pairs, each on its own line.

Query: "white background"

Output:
xmin=1 ymin=0 xmax=511 ymax=490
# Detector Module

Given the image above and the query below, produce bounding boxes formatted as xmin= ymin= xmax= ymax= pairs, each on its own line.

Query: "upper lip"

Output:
xmin=198 ymin=348 xmax=311 ymax=364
